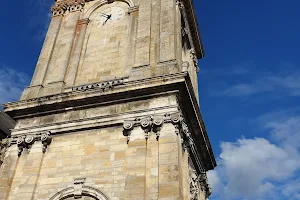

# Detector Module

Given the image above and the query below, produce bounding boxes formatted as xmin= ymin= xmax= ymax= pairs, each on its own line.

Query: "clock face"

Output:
xmin=96 ymin=7 xmax=126 ymax=27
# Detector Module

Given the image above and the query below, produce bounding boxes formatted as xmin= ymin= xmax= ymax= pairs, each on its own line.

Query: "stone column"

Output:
xmin=64 ymin=18 xmax=90 ymax=89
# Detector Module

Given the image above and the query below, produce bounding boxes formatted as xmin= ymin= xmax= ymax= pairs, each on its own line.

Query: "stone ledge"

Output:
xmin=3 ymin=73 xmax=187 ymax=115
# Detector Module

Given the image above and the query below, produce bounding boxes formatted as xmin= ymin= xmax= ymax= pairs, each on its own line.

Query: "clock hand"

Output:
xmin=103 ymin=14 xmax=112 ymax=25
xmin=100 ymin=13 xmax=110 ymax=18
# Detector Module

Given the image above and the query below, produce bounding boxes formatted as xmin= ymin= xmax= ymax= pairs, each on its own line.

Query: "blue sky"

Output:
xmin=0 ymin=0 xmax=300 ymax=199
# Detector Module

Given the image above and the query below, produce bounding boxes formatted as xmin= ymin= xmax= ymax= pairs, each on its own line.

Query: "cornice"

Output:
xmin=3 ymin=73 xmax=186 ymax=115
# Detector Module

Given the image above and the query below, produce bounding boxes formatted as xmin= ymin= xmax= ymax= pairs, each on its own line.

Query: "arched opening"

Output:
xmin=49 ymin=186 xmax=109 ymax=200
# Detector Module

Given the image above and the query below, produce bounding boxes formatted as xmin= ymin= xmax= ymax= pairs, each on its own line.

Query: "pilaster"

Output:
xmin=64 ymin=18 xmax=90 ymax=88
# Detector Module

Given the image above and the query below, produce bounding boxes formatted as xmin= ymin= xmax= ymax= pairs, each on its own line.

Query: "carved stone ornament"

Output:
xmin=199 ymin=172 xmax=212 ymax=198
xmin=176 ymin=0 xmax=184 ymax=10
xmin=74 ymin=178 xmax=86 ymax=199
xmin=72 ymin=77 xmax=126 ymax=92
xmin=16 ymin=131 xmax=53 ymax=156
xmin=189 ymin=168 xmax=199 ymax=200
xmin=140 ymin=117 xmax=152 ymax=140
xmin=171 ymin=113 xmax=181 ymax=124
xmin=51 ymin=0 xmax=86 ymax=17
xmin=69 ymin=0 xmax=85 ymax=13
xmin=17 ymin=136 xmax=26 ymax=156
xmin=171 ymin=113 xmax=182 ymax=135
xmin=152 ymin=116 xmax=164 ymax=141
xmin=41 ymin=131 xmax=52 ymax=153
xmin=123 ymin=121 xmax=134 ymax=144
xmin=51 ymin=3 xmax=68 ymax=17
xmin=123 ymin=115 xmax=166 ymax=143
xmin=190 ymin=49 xmax=199 ymax=70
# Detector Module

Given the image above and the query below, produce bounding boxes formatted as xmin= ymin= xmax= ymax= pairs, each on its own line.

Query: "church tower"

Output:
xmin=1 ymin=0 xmax=216 ymax=199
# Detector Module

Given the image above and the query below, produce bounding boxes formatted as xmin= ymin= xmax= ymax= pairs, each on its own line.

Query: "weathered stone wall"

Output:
xmin=1 ymin=94 xmax=211 ymax=199
xmin=2 ymin=124 xmax=181 ymax=200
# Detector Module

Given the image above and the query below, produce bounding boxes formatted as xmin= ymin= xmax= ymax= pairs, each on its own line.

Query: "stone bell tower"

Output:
xmin=1 ymin=0 xmax=216 ymax=199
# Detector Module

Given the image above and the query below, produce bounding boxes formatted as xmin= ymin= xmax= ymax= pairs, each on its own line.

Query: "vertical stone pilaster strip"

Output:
xmin=125 ymin=7 xmax=138 ymax=75
xmin=31 ymin=151 xmax=45 ymax=200
xmin=124 ymin=128 xmax=147 ymax=198
xmin=177 ymin=128 xmax=185 ymax=199
xmin=145 ymin=132 xmax=159 ymax=199
xmin=29 ymin=15 xmax=63 ymax=87
xmin=149 ymin=0 xmax=161 ymax=71
xmin=43 ymin=11 xmax=81 ymax=91
xmin=158 ymin=123 xmax=180 ymax=199
xmin=134 ymin=0 xmax=151 ymax=67
xmin=64 ymin=18 xmax=90 ymax=88
xmin=159 ymin=0 xmax=176 ymax=62
xmin=7 ymin=143 xmax=45 ymax=200
xmin=175 ymin=1 xmax=183 ymax=70
xmin=0 ymin=146 xmax=20 ymax=200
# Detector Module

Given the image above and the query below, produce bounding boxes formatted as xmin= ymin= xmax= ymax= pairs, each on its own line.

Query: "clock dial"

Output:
xmin=111 ymin=7 xmax=125 ymax=21
xmin=96 ymin=7 xmax=125 ymax=27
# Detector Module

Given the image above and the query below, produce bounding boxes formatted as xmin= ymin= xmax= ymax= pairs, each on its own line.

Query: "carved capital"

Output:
xmin=152 ymin=116 xmax=164 ymax=141
xmin=140 ymin=117 xmax=152 ymax=140
xmin=25 ymin=135 xmax=35 ymax=148
xmin=41 ymin=131 xmax=52 ymax=153
xmin=123 ymin=121 xmax=134 ymax=144
xmin=17 ymin=136 xmax=26 ymax=156
xmin=171 ymin=114 xmax=182 ymax=135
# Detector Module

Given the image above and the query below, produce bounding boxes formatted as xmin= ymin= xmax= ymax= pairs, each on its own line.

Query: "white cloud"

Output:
xmin=0 ymin=66 xmax=30 ymax=106
xmin=209 ymin=115 xmax=300 ymax=200
xmin=206 ymin=62 xmax=300 ymax=97
xmin=219 ymin=73 xmax=300 ymax=97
